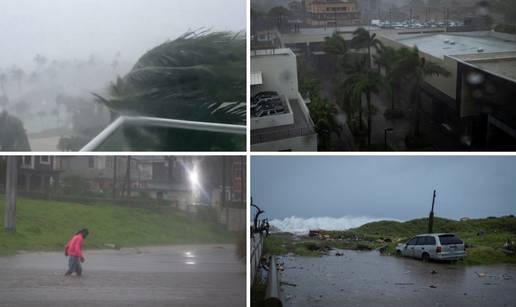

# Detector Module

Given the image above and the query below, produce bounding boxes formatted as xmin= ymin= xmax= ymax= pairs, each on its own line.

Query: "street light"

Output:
xmin=188 ymin=169 xmax=199 ymax=187
xmin=384 ymin=128 xmax=394 ymax=150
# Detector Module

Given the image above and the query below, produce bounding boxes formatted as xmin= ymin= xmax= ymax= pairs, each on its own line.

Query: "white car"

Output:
xmin=396 ymin=233 xmax=466 ymax=261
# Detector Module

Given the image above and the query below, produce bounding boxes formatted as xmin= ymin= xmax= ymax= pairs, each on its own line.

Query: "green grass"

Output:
xmin=0 ymin=197 xmax=237 ymax=255
xmin=263 ymin=216 xmax=516 ymax=265
xmin=332 ymin=216 xmax=516 ymax=265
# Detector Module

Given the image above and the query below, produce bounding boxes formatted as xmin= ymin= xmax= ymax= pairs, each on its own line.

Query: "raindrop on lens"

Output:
xmin=467 ymin=72 xmax=484 ymax=85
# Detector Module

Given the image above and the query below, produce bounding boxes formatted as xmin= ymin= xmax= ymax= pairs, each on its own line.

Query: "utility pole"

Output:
xmin=428 ymin=190 xmax=436 ymax=233
xmin=4 ymin=156 xmax=18 ymax=232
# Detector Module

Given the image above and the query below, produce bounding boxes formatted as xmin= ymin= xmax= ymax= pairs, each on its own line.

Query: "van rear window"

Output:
xmin=438 ymin=235 xmax=463 ymax=245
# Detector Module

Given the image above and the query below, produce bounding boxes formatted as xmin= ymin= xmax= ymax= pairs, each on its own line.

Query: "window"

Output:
xmin=438 ymin=235 xmax=463 ymax=245
xmin=39 ymin=156 xmax=50 ymax=165
xmin=22 ymin=156 xmax=34 ymax=168
xmin=407 ymin=237 xmax=417 ymax=245
xmin=88 ymin=157 xmax=95 ymax=168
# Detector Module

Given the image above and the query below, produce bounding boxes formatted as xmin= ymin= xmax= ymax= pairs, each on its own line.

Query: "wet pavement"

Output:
xmin=278 ymin=250 xmax=516 ymax=307
xmin=0 ymin=245 xmax=245 ymax=307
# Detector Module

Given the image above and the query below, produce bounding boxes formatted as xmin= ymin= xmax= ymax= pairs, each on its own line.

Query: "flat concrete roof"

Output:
xmin=396 ymin=32 xmax=516 ymax=59
xmin=251 ymin=99 xmax=315 ymax=145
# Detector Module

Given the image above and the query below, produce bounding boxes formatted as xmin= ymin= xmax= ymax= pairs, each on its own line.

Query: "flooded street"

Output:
xmin=0 ymin=245 xmax=245 ymax=307
xmin=279 ymin=250 xmax=516 ymax=307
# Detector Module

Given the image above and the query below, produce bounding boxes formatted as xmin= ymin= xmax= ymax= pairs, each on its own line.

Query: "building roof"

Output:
xmin=251 ymin=98 xmax=316 ymax=145
xmin=454 ymin=51 xmax=516 ymax=83
xmin=394 ymin=32 xmax=516 ymax=60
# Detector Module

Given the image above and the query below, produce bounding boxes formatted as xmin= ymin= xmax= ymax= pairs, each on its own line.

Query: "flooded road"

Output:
xmin=0 ymin=245 xmax=245 ymax=307
xmin=279 ymin=250 xmax=516 ymax=307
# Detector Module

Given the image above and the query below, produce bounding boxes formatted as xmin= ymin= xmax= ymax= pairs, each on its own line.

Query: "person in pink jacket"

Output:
xmin=64 ymin=228 xmax=89 ymax=276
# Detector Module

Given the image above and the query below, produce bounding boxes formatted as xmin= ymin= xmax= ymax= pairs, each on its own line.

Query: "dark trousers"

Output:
xmin=66 ymin=256 xmax=82 ymax=275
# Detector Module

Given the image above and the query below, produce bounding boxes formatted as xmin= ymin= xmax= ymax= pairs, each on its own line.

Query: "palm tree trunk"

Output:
xmin=358 ymin=98 xmax=363 ymax=131
xmin=415 ymin=86 xmax=421 ymax=137
xmin=367 ymin=90 xmax=372 ymax=146
xmin=391 ymin=84 xmax=395 ymax=110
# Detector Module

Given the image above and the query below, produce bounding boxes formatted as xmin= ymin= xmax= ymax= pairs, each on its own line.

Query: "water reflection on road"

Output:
xmin=279 ymin=250 xmax=516 ymax=307
xmin=0 ymin=245 xmax=245 ymax=307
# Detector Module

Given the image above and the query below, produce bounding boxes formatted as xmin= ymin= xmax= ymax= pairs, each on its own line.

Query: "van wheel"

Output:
xmin=396 ymin=250 xmax=402 ymax=257
xmin=422 ymin=253 xmax=430 ymax=262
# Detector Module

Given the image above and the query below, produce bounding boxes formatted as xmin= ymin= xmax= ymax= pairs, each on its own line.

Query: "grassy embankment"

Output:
xmin=263 ymin=216 xmax=516 ymax=265
xmin=0 ymin=197 xmax=237 ymax=255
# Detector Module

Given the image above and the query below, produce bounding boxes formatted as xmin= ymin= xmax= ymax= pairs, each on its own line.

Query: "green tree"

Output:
xmin=93 ymin=31 xmax=245 ymax=125
xmin=0 ymin=111 xmax=31 ymax=151
xmin=342 ymin=59 xmax=388 ymax=146
xmin=308 ymin=96 xmax=341 ymax=150
xmin=373 ymin=45 xmax=403 ymax=112
xmin=396 ymin=47 xmax=450 ymax=137
xmin=350 ymin=27 xmax=383 ymax=71
xmin=324 ymin=32 xmax=348 ymax=69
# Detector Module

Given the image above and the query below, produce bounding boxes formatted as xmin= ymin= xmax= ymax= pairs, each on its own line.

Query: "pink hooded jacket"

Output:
xmin=65 ymin=234 xmax=84 ymax=258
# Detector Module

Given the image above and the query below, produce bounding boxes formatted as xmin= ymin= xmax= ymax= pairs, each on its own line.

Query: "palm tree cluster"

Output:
xmin=324 ymin=27 xmax=450 ymax=148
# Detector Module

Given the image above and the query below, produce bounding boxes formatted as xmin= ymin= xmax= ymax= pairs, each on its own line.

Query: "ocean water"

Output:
xmin=270 ymin=216 xmax=401 ymax=235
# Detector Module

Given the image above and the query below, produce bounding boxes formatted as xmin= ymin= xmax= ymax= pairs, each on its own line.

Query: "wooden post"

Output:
xmin=4 ymin=156 xmax=18 ymax=232
xmin=428 ymin=190 xmax=436 ymax=233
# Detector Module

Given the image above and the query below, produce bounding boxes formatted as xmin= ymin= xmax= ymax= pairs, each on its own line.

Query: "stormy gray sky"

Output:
xmin=252 ymin=156 xmax=516 ymax=221
xmin=0 ymin=0 xmax=246 ymax=69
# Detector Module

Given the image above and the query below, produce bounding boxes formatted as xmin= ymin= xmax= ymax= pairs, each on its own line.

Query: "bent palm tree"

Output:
xmin=373 ymin=45 xmax=403 ymax=111
xmin=350 ymin=27 xmax=383 ymax=70
xmin=93 ymin=31 xmax=246 ymax=125
xmin=397 ymin=47 xmax=451 ymax=137
xmin=342 ymin=59 xmax=388 ymax=146
xmin=324 ymin=32 xmax=348 ymax=69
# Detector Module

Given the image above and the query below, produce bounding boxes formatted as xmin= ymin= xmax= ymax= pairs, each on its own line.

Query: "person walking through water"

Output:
xmin=64 ymin=228 xmax=89 ymax=276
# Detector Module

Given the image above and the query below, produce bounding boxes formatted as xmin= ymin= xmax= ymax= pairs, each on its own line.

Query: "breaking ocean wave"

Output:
xmin=269 ymin=216 xmax=401 ymax=235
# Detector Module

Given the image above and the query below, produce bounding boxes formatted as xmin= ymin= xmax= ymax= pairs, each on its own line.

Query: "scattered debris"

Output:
xmin=281 ymin=281 xmax=297 ymax=287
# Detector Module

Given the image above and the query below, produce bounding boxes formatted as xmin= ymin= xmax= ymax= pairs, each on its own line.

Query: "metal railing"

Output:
xmin=80 ymin=115 xmax=246 ymax=151
xmin=265 ymin=256 xmax=282 ymax=307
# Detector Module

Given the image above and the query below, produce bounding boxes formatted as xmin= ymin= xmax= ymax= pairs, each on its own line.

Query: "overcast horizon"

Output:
xmin=252 ymin=156 xmax=516 ymax=222
xmin=0 ymin=0 xmax=246 ymax=70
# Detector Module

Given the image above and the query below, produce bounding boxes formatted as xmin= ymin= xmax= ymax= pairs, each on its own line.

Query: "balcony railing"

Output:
xmin=80 ymin=115 xmax=246 ymax=152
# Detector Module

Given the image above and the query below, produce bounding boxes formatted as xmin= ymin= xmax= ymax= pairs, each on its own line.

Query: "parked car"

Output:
xmin=396 ymin=233 xmax=466 ymax=262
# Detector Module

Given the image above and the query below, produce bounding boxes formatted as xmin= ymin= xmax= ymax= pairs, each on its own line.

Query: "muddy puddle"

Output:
xmin=278 ymin=250 xmax=516 ymax=307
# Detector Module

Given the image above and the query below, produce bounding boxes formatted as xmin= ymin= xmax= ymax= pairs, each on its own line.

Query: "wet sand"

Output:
xmin=0 ymin=245 xmax=245 ymax=307
xmin=279 ymin=250 xmax=516 ymax=307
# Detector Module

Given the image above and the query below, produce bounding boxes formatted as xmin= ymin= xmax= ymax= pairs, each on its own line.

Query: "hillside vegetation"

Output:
xmin=0 ymin=197 xmax=236 ymax=255
xmin=264 ymin=216 xmax=516 ymax=265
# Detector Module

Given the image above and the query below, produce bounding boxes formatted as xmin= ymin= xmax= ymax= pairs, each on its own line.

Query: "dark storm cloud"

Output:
xmin=251 ymin=156 xmax=516 ymax=220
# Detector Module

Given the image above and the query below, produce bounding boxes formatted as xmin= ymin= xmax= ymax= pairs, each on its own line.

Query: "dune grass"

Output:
xmin=0 ymin=197 xmax=236 ymax=255
xmin=264 ymin=216 xmax=516 ymax=265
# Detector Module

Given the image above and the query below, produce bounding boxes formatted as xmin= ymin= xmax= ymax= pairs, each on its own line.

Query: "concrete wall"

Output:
xmin=251 ymin=134 xmax=318 ymax=151
xmin=251 ymin=49 xmax=300 ymax=100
